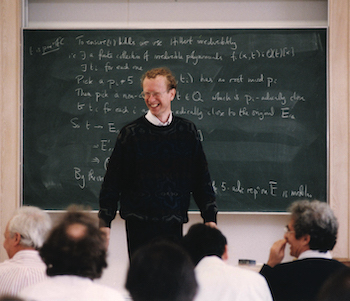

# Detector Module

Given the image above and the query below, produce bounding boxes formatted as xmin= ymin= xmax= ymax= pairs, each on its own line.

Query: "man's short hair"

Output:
xmin=8 ymin=206 xmax=52 ymax=249
xmin=289 ymin=200 xmax=338 ymax=251
xmin=182 ymin=223 xmax=227 ymax=266
xmin=141 ymin=67 xmax=177 ymax=91
xmin=39 ymin=207 xmax=107 ymax=279
xmin=125 ymin=240 xmax=197 ymax=301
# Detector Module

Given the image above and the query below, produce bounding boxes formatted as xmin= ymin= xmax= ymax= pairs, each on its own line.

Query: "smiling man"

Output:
xmin=259 ymin=200 xmax=346 ymax=301
xmin=98 ymin=67 xmax=217 ymax=259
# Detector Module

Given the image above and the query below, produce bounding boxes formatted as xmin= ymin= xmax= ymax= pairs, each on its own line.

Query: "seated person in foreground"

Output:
xmin=182 ymin=223 xmax=273 ymax=301
xmin=20 ymin=206 xmax=124 ymax=301
xmin=317 ymin=267 xmax=350 ymax=301
xmin=0 ymin=206 xmax=52 ymax=296
xmin=0 ymin=296 xmax=24 ymax=301
xmin=260 ymin=200 xmax=346 ymax=301
xmin=125 ymin=240 xmax=198 ymax=301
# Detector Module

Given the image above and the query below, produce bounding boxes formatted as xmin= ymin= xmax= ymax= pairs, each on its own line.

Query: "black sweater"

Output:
xmin=260 ymin=258 xmax=346 ymax=301
xmin=98 ymin=115 xmax=217 ymax=227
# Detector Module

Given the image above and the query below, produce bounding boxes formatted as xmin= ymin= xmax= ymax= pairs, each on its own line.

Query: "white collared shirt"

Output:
xmin=145 ymin=110 xmax=172 ymax=126
xmin=298 ymin=249 xmax=332 ymax=260
xmin=20 ymin=275 xmax=125 ymax=301
xmin=0 ymin=249 xmax=48 ymax=296
xmin=195 ymin=256 xmax=273 ymax=301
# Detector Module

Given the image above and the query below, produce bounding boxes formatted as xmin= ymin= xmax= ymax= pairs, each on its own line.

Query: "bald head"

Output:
xmin=66 ymin=223 xmax=87 ymax=240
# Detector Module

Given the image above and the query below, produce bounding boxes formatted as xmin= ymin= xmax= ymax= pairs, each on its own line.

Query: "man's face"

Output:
xmin=3 ymin=222 xmax=16 ymax=259
xmin=284 ymin=219 xmax=310 ymax=258
xmin=284 ymin=219 xmax=308 ymax=258
xmin=142 ymin=75 xmax=175 ymax=123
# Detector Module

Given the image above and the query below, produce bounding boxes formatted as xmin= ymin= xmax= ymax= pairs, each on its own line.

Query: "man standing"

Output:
xmin=0 ymin=206 xmax=52 ymax=296
xmin=260 ymin=200 xmax=346 ymax=301
xmin=98 ymin=67 xmax=217 ymax=257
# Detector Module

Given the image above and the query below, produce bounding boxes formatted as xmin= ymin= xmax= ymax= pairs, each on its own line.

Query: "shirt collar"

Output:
xmin=145 ymin=110 xmax=172 ymax=126
xmin=298 ymin=249 xmax=332 ymax=260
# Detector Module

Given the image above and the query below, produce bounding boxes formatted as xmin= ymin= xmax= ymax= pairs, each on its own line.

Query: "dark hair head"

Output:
xmin=289 ymin=200 xmax=338 ymax=251
xmin=0 ymin=297 xmax=25 ymax=301
xmin=141 ymin=67 xmax=177 ymax=91
xmin=317 ymin=268 xmax=350 ymax=301
xmin=125 ymin=240 xmax=197 ymax=301
xmin=182 ymin=223 xmax=227 ymax=266
xmin=39 ymin=206 xmax=107 ymax=279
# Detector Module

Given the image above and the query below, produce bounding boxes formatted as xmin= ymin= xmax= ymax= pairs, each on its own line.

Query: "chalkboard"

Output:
xmin=23 ymin=29 xmax=327 ymax=212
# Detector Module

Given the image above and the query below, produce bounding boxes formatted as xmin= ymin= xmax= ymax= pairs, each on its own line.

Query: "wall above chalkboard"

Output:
xmin=23 ymin=29 xmax=327 ymax=211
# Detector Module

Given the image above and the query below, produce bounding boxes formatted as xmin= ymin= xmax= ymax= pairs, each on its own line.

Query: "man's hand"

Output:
xmin=205 ymin=221 xmax=217 ymax=229
xmin=100 ymin=227 xmax=111 ymax=249
xmin=267 ymin=239 xmax=287 ymax=268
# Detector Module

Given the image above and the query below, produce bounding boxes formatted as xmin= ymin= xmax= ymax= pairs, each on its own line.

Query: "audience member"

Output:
xmin=20 ymin=207 xmax=124 ymax=301
xmin=0 ymin=296 xmax=24 ymax=301
xmin=0 ymin=206 xmax=52 ymax=296
xmin=260 ymin=200 xmax=346 ymax=301
xmin=182 ymin=223 xmax=273 ymax=301
xmin=125 ymin=240 xmax=197 ymax=301
xmin=317 ymin=267 xmax=350 ymax=301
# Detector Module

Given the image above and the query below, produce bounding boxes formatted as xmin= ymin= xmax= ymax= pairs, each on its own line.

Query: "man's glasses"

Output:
xmin=141 ymin=91 xmax=168 ymax=99
xmin=284 ymin=225 xmax=295 ymax=234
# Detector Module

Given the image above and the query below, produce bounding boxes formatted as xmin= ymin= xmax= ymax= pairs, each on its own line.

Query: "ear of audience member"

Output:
xmin=125 ymin=240 xmax=198 ymax=301
xmin=317 ymin=267 xmax=350 ymax=301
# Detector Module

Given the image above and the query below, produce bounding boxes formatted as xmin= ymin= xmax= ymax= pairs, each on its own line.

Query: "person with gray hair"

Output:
xmin=260 ymin=200 xmax=346 ymax=301
xmin=0 ymin=206 xmax=52 ymax=296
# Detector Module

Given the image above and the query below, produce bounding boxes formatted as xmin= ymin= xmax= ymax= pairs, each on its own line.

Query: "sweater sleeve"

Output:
xmin=98 ymin=133 xmax=123 ymax=228
xmin=191 ymin=125 xmax=218 ymax=223
xmin=259 ymin=264 xmax=274 ymax=278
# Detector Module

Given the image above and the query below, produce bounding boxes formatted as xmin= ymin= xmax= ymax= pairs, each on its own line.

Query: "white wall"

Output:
xmin=95 ymin=213 xmax=291 ymax=295
xmin=25 ymin=0 xmax=328 ymax=295
xmin=26 ymin=0 xmax=327 ymax=28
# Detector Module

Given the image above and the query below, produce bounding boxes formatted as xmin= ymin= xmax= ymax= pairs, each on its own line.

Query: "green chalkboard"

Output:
xmin=23 ymin=29 xmax=327 ymax=211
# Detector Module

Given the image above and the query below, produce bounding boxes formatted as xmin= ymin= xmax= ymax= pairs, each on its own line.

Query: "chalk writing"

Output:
xmin=29 ymin=37 xmax=64 ymax=56
xmin=213 ymin=180 xmax=313 ymax=200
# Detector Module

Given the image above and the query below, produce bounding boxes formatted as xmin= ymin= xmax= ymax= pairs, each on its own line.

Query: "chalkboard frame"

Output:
xmin=22 ymin=28 xmax=328 ymax=212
